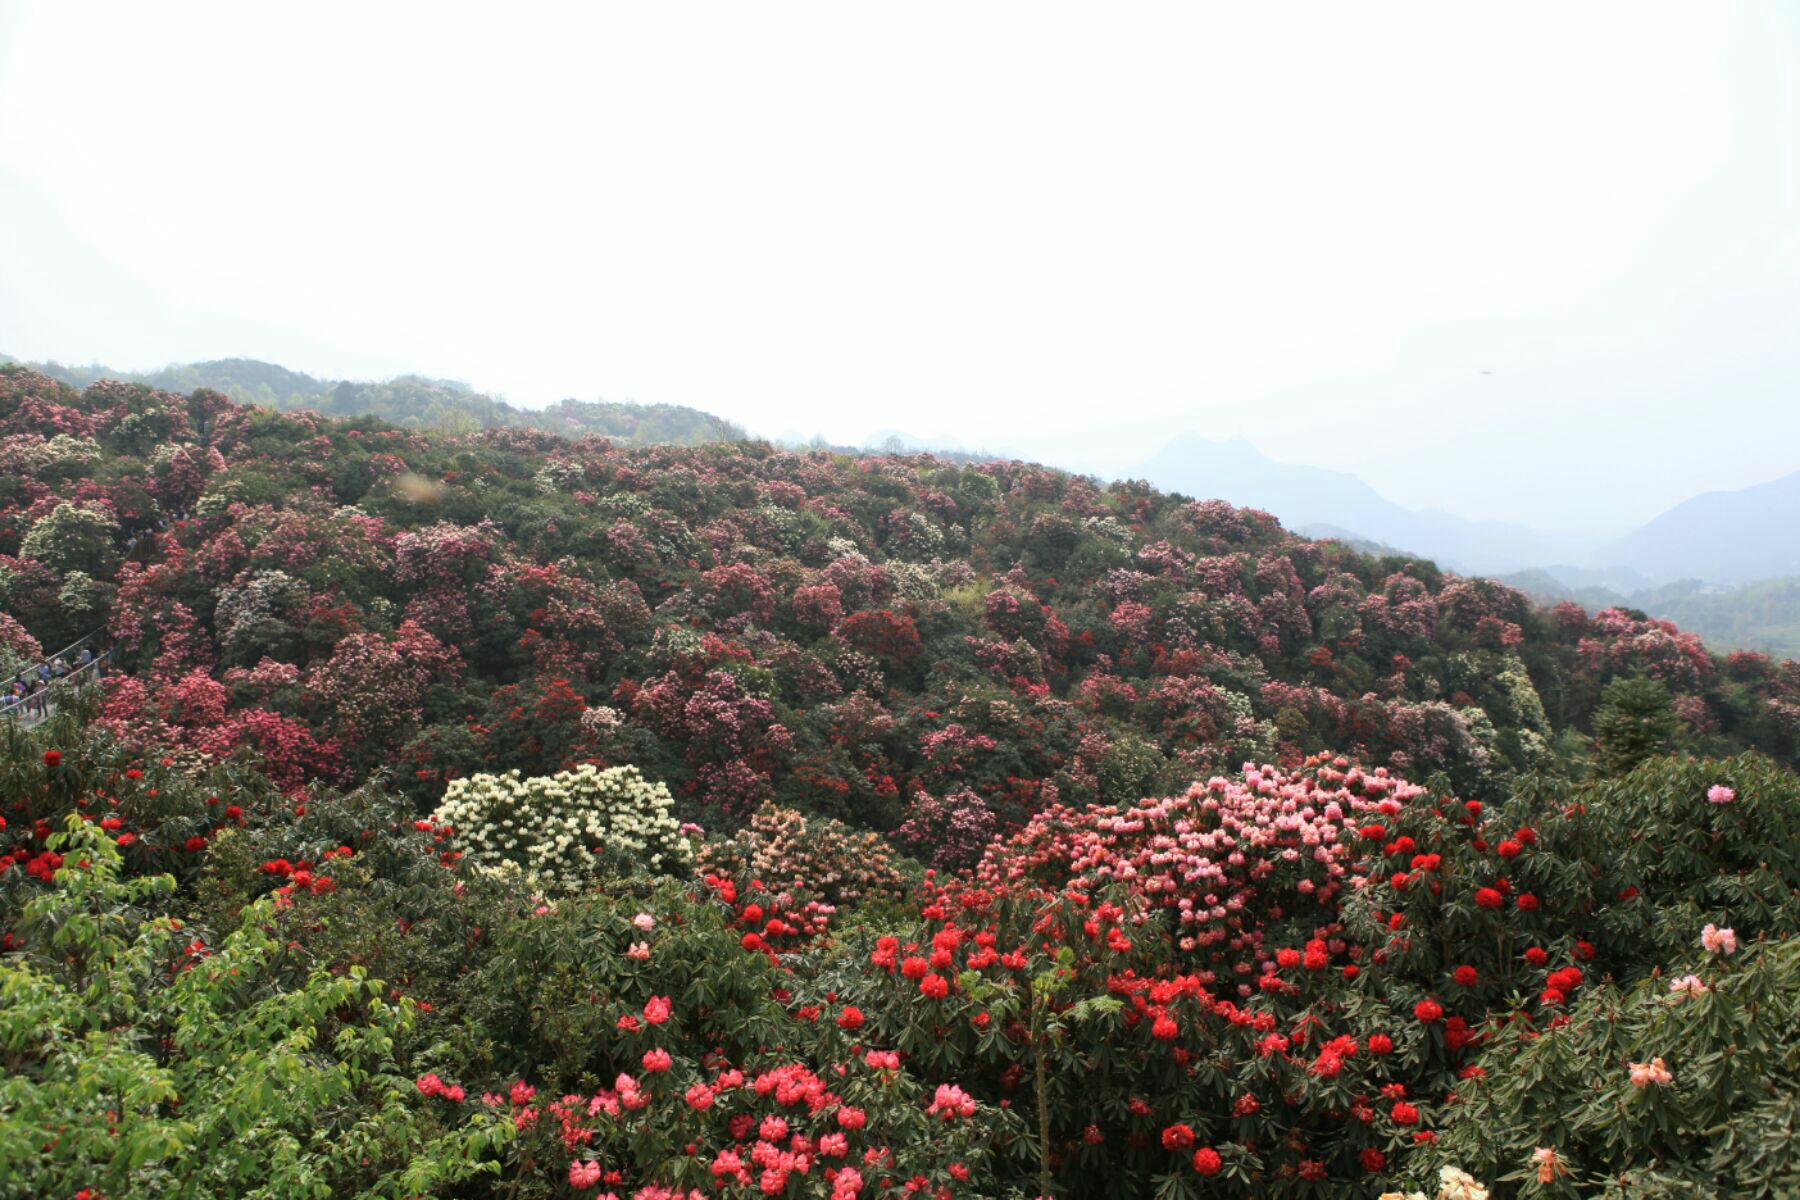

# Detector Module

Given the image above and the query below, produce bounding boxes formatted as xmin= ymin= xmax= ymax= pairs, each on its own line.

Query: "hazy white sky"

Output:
xmin=2 ymin=2 xmax=1797 ymax=531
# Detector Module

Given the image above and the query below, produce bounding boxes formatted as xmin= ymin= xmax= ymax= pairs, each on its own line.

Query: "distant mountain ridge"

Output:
xmin=1133 ymin=432 xmax=1602 ymax=576
xmin=0 ymin=354 xmax=745 ymax=446
xmin=1594 ymin=470 xmax=1800 ymax=586
xmin=1135 ymin=431 xmax=1798 ymax=589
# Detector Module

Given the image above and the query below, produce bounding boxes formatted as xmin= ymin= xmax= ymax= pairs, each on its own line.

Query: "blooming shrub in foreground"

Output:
xmin=9 ymin=684 xmax=1800 ymax=1197
xmin=0 ymin=817 xmax=506 ymax=1199
xmin=435 ymin=879 xmax=1023 ymax=1196
xmin=1419 ymin=936 xmax=1800 ymax=1198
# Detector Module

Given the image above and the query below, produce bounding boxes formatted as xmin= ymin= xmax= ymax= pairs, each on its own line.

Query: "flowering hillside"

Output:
xmin=4 ymin=363 xmax=1800 ymax=1199
xmin=1 ymin=365 xmax=1792 ymax=827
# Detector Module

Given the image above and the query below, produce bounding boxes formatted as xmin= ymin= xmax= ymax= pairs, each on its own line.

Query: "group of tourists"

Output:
xmin=122 ymin=510 xmax=189 ymax=558
xmin=0 ymin=643 xmax=109 ymax=721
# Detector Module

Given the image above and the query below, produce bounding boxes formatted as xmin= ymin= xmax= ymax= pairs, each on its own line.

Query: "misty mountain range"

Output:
xmin=1127 ymin=432 xmax=1800 ymax=588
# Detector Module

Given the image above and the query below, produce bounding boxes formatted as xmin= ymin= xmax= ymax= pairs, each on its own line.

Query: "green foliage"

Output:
xmin=1424 ymin=937 xmax=1800 ymax=1198
xmin=0 ymin=817 xmax=502 ymax=1200
xmin=450 ymin=881 xmax=784 ymax=1089
xmin=1591 ymin=678 xmax=1680 ymax=776
xmin=1096 ymin=733 xmax=1168 ymax=807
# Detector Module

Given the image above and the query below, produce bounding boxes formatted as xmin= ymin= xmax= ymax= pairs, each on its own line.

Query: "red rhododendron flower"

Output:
xmin=1550 ymin=967 xmax=1584 ymax=992
xmin=1161 ymin=1123 xmax=1195 ymax=1150
xmin=1414 ymin=999 xmax=1443 ymax=1023
xmin=42 ymin=750 xmax=61 ymax=767
xmin=1192 ymin=1147 xmax=1222 ymax=1175
xmin=1453 ymin=965 xmax=1478 ymax=987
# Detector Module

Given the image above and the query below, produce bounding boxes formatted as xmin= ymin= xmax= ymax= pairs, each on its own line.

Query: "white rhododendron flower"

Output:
xmin=432 ymin=763 xmax=692 ymax=892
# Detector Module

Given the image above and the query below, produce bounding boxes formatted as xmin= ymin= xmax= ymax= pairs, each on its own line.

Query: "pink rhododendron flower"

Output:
xmin=1701 ymin=924 xmax=1738 ymax=956
xmin=1628 ymin=1057 xmax=1674 ymax=1088
xmin=1707 ymin=784 xmax=1735 ymax=805
xmin=1668 ymin=974 xmax=1709 ymax=999
xmin=926 ymin=1083 xmax=977 ymax=1120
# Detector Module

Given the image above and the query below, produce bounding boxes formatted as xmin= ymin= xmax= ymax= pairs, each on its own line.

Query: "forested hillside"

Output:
xmin=2 ymin=365 xmax=1793 ymax=828
xmin=6 ymin=363 xmax=1800 ymax=1199
xmin=1 ymin=354 xmax=745 ymax=444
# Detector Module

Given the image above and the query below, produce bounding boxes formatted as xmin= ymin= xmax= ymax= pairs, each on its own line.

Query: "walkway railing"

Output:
xmin=0 ymin=629 xmax=112 ymax=726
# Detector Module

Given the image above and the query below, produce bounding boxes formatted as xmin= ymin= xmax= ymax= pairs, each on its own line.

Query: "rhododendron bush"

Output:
xmin=437 ymin=882 xmax=1019 ymax=1198
xmin=433 ymin=763 xmax=692 ymax=891
xmin=0 ymin=818 xmax=506 ymax=1199
xmin=1418 ymin=936 xmax=1800 ymax=1198
xmin=696 ymin=803 xmax=912 ymax=912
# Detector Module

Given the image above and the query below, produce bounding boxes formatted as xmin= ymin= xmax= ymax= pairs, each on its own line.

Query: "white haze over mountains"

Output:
xmin=1115 ymin=432 xmax=1800 ymax=586
xmin=3 ymin=3 xmax=1798 ymax=539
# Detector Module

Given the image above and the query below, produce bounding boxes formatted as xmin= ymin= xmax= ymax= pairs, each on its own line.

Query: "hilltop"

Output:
xmin=0 ymin=353 xmax=745 ymax=445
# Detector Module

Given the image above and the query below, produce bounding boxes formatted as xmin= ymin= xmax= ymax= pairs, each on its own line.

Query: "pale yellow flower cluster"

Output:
xmin=1380 ymin=1165 xmax=1490 ymax=1200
